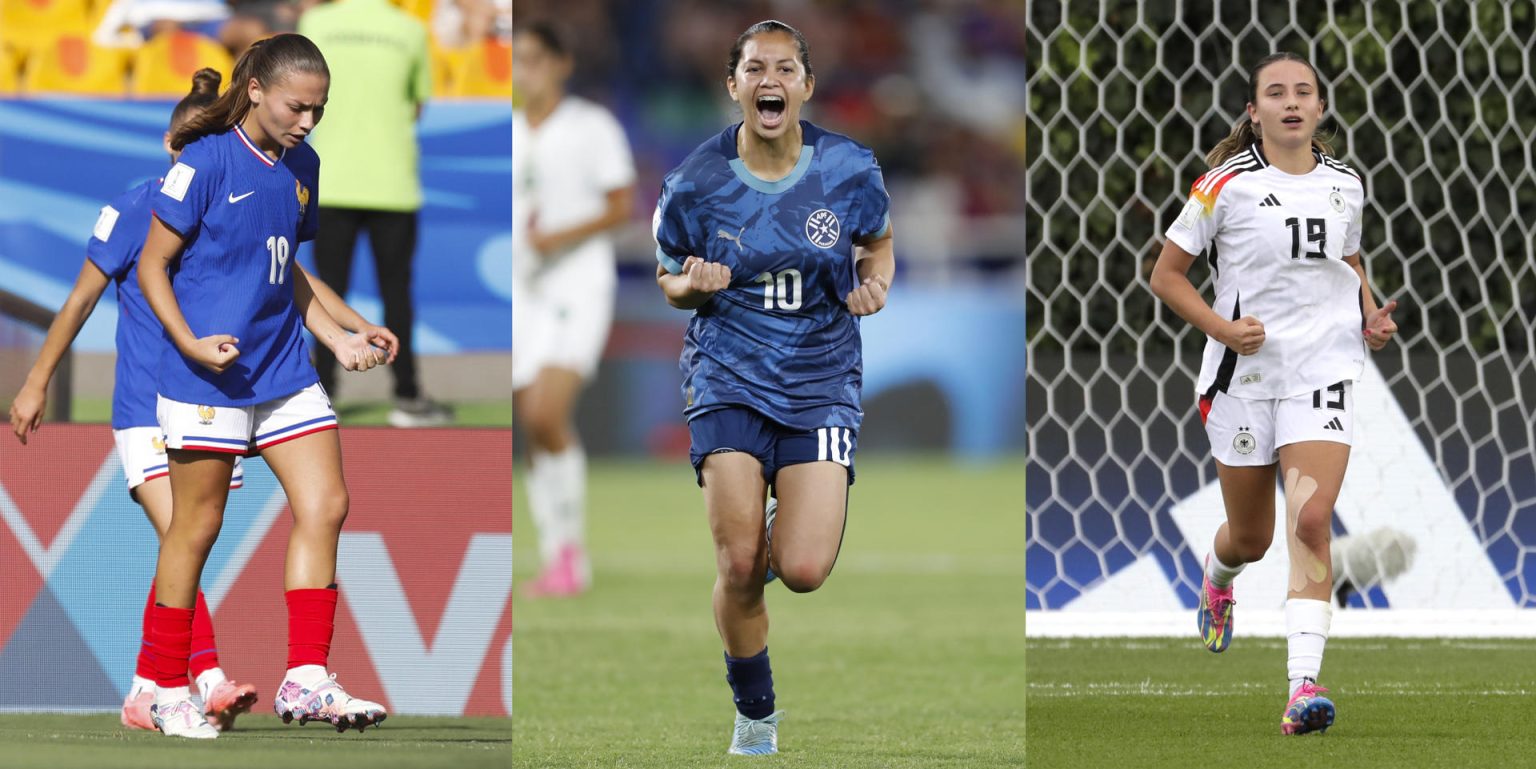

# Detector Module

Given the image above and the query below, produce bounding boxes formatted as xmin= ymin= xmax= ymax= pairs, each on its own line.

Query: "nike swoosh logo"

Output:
xmin=228 ymin=191 xmax=255 ymax=203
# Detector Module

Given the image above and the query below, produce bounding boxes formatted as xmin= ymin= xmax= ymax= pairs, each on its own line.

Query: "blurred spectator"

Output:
xmin=300 ymin=0 xmax=450 ymax=426
xmin=93 ymin=0 xmax=308 ymax=54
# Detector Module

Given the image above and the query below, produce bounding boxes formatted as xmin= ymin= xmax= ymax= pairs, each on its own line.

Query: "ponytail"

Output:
xmin=169 ymin=34 xmax=329 ymax=151
xmin=168 ymin=68 xmax=222 ymax=132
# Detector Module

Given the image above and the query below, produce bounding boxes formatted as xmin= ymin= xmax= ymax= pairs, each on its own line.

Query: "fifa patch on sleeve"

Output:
xmin=1175 ymin=198 xmax=1203 ymax=230
xmin=162 ymin=162 xmax=196 ymax=202
xmin=93 ymin=205 xmax=120 ymax=242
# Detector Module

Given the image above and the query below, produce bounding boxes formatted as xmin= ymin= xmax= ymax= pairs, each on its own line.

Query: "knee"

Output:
xmin=297 ymin=490 xmax=349 ymax=530
xmin=1231 ymin=532 xmax=1273 ymax=564
xmin=1292 ymin=509 xmax=1332 ymax=550
xmin=717 ymin=547 xmax=763 ymax=594
xmin=524 ymin=412 xmax=568 ymax=451
xmin=775 ymin=553 xmax=832 ymax=594
xmin=171 ymin=506 xmax=225 ymax=550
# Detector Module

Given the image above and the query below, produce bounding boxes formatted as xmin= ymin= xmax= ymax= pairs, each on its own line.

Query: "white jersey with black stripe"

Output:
xmin=1165 ymin=144 xmax=1367 ymax=400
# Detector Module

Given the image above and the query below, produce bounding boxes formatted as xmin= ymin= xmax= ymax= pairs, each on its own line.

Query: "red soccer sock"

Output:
xmin=134 ymin=582 xmax=157 ymax=681
xmin=149 ymin=604 xmax=195 ymax=688
xmin=285 ymin=586 xmax=338 ymax=670
xmin=189 ymin=589 xmax=221 ymax=679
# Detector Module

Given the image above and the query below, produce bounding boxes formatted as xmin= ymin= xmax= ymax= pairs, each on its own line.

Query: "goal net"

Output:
xmin=1026 ymin=1 xmax=1536 ymax=636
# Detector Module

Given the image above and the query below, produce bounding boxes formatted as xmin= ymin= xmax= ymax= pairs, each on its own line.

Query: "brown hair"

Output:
xmin=726 ymin=19 xmax=813 ymax=80
xmin=1205 ymin=52 xmax=1335 ymax=167
xmin=169 ymin=34 xmax=329 ymax=151
xmin=168 ymin=68 xmax=222 ymax=131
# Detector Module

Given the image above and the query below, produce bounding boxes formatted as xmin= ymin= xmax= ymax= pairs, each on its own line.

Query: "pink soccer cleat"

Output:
xmin=1197 ymin=555 xmax=1235 ymax=652
xmin=121 ymin=690 xmax=155 ymax=730
xmin=274 ymin=673 xmax=387 ymax=733
xmin=202 ymin=679 xmax=258 ymax=731
xmin=522 ymin=544 xmax=590 ymax=598
xmin=1281 ymin=680 xmax=1335 ymax=735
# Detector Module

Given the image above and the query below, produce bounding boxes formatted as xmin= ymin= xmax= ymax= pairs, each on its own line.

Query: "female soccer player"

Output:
xmin=1150 ymin=52 xmax=1398 ymax=735
xmin=6 ymin=68 xmax=394 ymax=733
xmin=134 ymin=34 xmax=392 ymax=739
xmin=653 ymin=20 xmax=894 ymax=755
xmin=511 ymin=21 xmax=636 ymax=598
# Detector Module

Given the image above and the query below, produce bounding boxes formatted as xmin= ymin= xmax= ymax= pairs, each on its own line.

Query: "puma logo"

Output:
xmin=716 ymin=226 xmax=746 ymax=251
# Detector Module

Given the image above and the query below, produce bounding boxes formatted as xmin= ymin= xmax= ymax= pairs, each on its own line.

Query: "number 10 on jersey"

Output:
xmin=266 ymin=235 xmax=291 ymax=284
xmin=755 ymin=269 xmax=802 ymax=310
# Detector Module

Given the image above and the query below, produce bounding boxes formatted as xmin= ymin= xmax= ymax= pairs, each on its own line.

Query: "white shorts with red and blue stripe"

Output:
xmin=113 ymin=426 xmax=245 ymax=490
xmin=157 ymin=383 xmax=338 ymax=456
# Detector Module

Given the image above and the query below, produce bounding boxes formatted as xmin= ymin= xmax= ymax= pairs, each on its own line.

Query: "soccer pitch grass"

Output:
xmin=0 ymin=714 xmax=509 ymax=768
xmin=513 ymin=455 xmax=1026 ymax=768
xmin=1027 ymin=636 xmax=1536 ymax=768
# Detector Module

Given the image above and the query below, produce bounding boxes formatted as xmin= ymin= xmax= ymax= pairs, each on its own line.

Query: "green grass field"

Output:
xmin=0 ymin=714 xmax=509 ymax=768
xmin=513 ymin=455 xmax=1026 ymax=768
xmin=1026 ymin=636 xmax=1536 ymax=768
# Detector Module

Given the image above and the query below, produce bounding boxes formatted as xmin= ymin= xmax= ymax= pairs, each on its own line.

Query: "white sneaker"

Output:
xmin=152 ymin=691 xmax=220 ymax=739
xmin=274 ymin=672 xmax=388 ymax=732
xmin=727 ymin=710 xmax=782 ymax=755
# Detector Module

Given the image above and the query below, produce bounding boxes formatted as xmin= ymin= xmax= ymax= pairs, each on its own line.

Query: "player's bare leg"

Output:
xmin=1196 ymin=461 xmax=1276 ymax=652
xmin=1276 ymin=440 xmax=1349 ymax=735
xmin=767 ymin=461 xmax=848 ymax=594
xmin=517 ymin=366 xmax=592 ymax=597
xmin=701 ymin=451 xmax=781 ymax=753
xmin=150 ymin=451 xmax=233 ymax=739
xmin=262 ymin=431 xmax=386 ymax=732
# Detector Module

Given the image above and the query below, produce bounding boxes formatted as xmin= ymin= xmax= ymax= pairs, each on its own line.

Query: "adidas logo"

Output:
xmin=1258 ymin=194 xmax=1283 ymax=207
xmin=1323 ymin=417 xmax=1344 ymax=431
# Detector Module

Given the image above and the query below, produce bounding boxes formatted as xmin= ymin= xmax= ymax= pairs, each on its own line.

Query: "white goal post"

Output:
xmin=1025 ymin=1 xmax=1536 ymax=636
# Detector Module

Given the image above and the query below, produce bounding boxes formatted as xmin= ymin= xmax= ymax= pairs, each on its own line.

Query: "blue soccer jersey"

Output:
xmin=86 ymin=179 xmax=168 ymax=429
xmin=654 ymin=121 xmax=892 ymax=431
xmin=151 ymin=126 xmax=322 ymax=406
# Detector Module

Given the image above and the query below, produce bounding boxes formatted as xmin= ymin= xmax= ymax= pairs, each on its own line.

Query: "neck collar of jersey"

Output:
xmin=728 ymin=123 xmax=814 ymax=194
xmin=235 ymin=125 xmax=284 ymax=167
xmin=1251 ymin=142 xmax=1325 ymax=170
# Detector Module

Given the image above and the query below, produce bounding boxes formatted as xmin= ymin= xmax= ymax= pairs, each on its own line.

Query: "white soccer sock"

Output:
xmin=1286 ymin=598 xmax=1332 ymax=696
xmin=527 ymin=450 xmax=562 ymax=565
xmin=530 ymin=446 xmax=588 ymax=567
xmin=195 ymin=667 xmax=227 ymax=702
xmin=156 ymin=684 xmax=192 ymax=708
xmin=131 ymin=675 xmax=155 ymax=698
xmin=285 ymin=663 xmax=328 ymax=688
xmin=1207 ymin=551 xmax=1246 ymax=588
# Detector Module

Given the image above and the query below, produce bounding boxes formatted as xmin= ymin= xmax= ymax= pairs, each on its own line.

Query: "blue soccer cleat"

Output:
xmin=763 ymin=497 xmax=778 ymax=584
xmin=1281 ymin=680 xmax=1335 ymax=735
xmin=728 ymin=710 xmax=783 ymax=755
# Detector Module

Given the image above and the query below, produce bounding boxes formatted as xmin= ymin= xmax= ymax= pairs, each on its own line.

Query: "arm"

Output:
xmin=1344 ymin=251 xmax=1397 ymax=350
xmin=291 ymin=267 xmax=385 ymax=372
xmin=137 ymin=215 xmax=240 ymax=373
xmin=657 ymin=256 xmax=731 ymax=310
xmin=1148 ymin=239 xmax=1265 ymax=355
xmin=530 ymin=186 xmax=634 ymax=258
xmin=296 ymin=264 xmax=399 ymax=363
xmin=847 ymin=227 xmax=894 ymax=316
xmin=8 ymin=260 xmax=112 ymax=443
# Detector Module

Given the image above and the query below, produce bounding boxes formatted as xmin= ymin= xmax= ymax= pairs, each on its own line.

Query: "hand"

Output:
xmin=1364 ymin=299 xmax=1398 ymax=351
xmin=529 ymin=226 xmax=562 ymax=257
xmin=846 ymin=274 xmax=889 ymax=316
xmin=187 ymin=334 xmax=240 ymax=374
xmin=8 ymin=384 xmax=45 ymax=445
xmin=360 ymin=323 xmax=399 ymax=364
xmin=334 ymin=332 xmax=387 ymax=372
xmin=1222 ymin=316 xmax=1265 ymax=355
xmin=683 ymin=256 xmax=731 ymax=295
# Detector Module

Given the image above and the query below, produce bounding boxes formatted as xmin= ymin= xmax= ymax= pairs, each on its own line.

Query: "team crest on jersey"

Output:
xmin=1329 ymin=189 xmax=1345 ymax=213
xmin=151 ymin=435 xmax=166 ymax=455
xmin=295 ymin=181 xmax=311 ymax=218
xmin=197 ymin=405 xmax=216 ymax=425
xmin=805 ymin=209 xmax=840 ymax=249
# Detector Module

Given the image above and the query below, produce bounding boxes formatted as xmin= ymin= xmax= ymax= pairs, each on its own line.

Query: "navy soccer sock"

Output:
xmin=724 ymin=647 xmax=775 ymax=720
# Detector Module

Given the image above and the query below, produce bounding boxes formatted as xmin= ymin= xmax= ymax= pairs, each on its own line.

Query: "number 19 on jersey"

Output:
xmin=266 ymin=235 xmax=291 ymax=285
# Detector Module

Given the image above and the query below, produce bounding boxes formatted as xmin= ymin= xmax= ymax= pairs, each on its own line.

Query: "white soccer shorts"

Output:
xmin=114 ymin=426 xmax=245 ymax=490
xmin=157 ymin=383 xmax=338 ymax=456
xmin=1201 ymin=380 xmax=1355 ymax=466
xmin=512 ymin=253 xmax=615 ymax=391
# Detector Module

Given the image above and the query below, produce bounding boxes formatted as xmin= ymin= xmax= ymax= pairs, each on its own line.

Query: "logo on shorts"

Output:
xmin=151 ymin=435 xmax=166 ymax=454
xmin=197 ymin=405 xmax=216 ymax=425
xmin=1324 ymin=417 xmax=1344 ymax=431
xmin=1233 ymin=428 xmax=1256 ymax=455
xmin=805 ymin=209 xmax=840 ymax=249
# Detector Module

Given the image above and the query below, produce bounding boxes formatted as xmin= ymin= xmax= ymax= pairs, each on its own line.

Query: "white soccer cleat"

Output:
xmin=274 ymin=673 xmax=388 ymax=733
xmin=728 ymin=710 xmax=783 ymax=755
xmin=152 ymin=695 xmax=220 ymax=739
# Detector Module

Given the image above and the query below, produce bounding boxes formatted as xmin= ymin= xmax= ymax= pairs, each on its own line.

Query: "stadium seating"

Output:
xmin=22 ymin=31 xmax=129 ymax=96
xmin=451 ymin=36 xmax=510 ymax=98
xmin=0 ymin=42 xmax=20 ymax=95
xmin=129 ymin=29 xmax=232 ymax=97
xmin=1 ymin=0 xmax=92 ymax=59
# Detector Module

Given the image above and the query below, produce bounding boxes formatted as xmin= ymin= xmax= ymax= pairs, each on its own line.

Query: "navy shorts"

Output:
xmin=688 ymin=407 xmax=857 ymax=487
